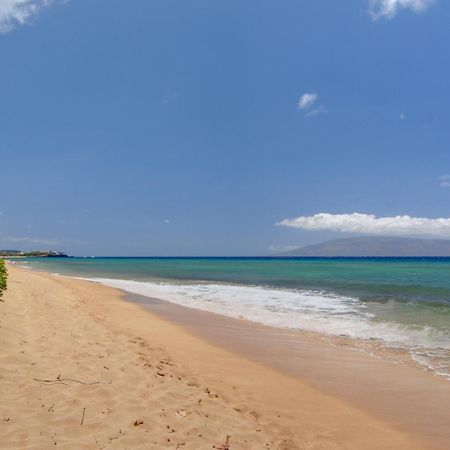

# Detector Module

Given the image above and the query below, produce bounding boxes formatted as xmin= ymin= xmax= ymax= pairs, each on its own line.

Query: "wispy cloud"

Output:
xmin=368 ymin=0 xmax=434 ymax=20
xmin=298 ymin=92 xmax=327 ymax=117
xmin=2 ymin=235 xmax=87 ymax=246
xmin=277 ymin=212 xmax=450 ymax=238
xmin=439 ymin=175 xmax=450 ymax=188
xmin=0 ymin=0 xmax=63 ymax=33
xmin=5 ymin=235 xmax=62 ymax=246
xmin=268 ymin=244 xmax=302 ymax=253
xmin=306 ymin=105 xmax=328 ymax=117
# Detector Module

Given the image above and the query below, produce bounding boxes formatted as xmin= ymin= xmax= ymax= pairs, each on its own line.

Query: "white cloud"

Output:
xmin=439 ymin=175 xmax=450 ymax=188
xmin=277 ymin=212 xmax=450 ymax=238
xmin=368 ymin=0 xmax=434 ymax=20
xmin=298 ymin=93 xmax=317 ymax=110
xmin=0 ymin=0 xmax=62 ymax=33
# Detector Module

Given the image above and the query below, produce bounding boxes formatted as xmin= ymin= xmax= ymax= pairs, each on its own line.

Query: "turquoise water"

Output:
xmin=20 ymin=257 xmax=450 ymax=379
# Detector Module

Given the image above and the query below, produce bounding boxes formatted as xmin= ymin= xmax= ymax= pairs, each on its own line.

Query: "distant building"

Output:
xmin=47 ymin=251 xmax=68 ymax=257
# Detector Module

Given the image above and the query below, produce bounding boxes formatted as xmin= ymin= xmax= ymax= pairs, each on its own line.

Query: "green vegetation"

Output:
xmin=0 ymin=259 xmax=7 ymax=299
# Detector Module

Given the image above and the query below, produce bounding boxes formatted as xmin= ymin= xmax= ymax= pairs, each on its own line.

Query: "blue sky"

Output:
xmin=1 ymin=0 xmax=450 ymax=255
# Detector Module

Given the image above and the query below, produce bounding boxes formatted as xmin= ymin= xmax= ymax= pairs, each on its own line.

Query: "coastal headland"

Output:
xmin=0 ymin=266 xmax=447 ymax=449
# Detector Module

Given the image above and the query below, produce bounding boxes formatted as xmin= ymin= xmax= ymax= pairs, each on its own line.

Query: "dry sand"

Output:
xmin=0 ymin=266 xmax=435 ymax=449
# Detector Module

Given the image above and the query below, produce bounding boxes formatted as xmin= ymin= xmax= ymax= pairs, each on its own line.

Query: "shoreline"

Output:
xmin=21 ymin=263 xmax=449 ymax=381
xmin=27 ymin=262 xmax=449 ymax=383
xmin=128 ymin=290 xmax=449 ymax=382
xmin=128 ymin=291 xmax=450 ymax=448
xmin=0 ymin=266 xmax=445 ymax=449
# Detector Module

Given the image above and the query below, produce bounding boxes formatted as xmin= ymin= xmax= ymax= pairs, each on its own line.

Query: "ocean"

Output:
xmin=20 ymin=256 xmax=450 ymax=380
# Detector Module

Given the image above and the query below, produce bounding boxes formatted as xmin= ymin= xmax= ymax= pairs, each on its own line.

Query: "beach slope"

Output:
xmin=0 ymin=267 xmax=428 ymax=449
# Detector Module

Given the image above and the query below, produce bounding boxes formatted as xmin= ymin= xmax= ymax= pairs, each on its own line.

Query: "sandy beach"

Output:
xmin=0 ymin=266 xmax=445 ymax=449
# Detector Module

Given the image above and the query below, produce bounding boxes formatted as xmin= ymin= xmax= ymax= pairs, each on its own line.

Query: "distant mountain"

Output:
xmin=276 ymin=236 xmax=450 ymax=257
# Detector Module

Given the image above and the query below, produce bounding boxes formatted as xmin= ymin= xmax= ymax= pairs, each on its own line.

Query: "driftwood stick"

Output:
xmin=33 ymin=377 xmax=112 ymax=386
xmin=80 ymin=407 xmax=86 ymax=426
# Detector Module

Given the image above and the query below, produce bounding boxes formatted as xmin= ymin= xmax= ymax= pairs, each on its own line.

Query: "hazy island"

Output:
xmin=276 ymin=236 xmax=450 ymax=257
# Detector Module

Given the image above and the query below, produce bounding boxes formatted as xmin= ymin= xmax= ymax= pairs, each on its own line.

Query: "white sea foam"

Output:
xmin=81 ymin=277 xmax=450 ymax=355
